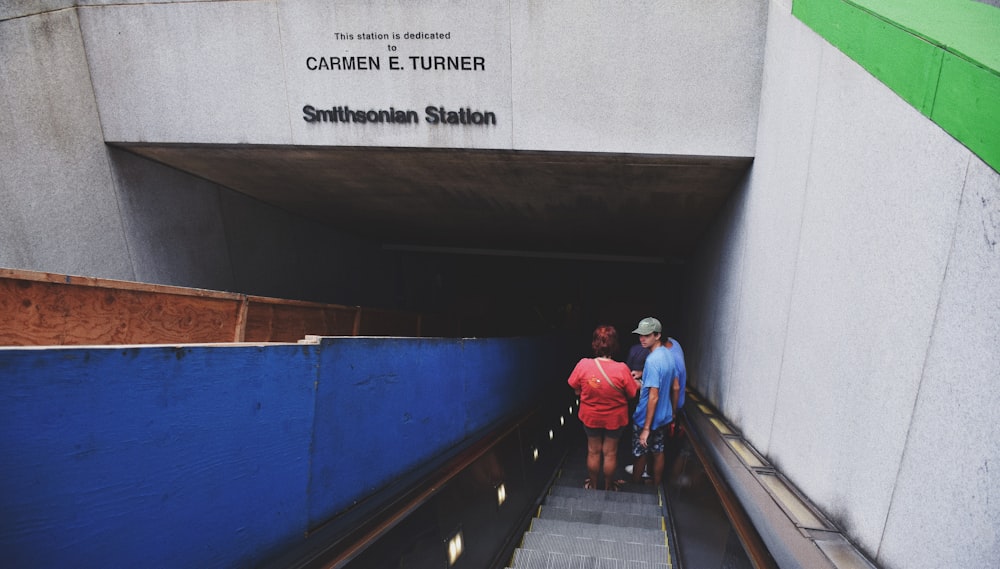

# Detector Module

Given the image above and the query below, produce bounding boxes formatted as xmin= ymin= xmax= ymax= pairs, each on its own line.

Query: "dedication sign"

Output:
xmin=283 ymin=1 xmax=511 ymax=148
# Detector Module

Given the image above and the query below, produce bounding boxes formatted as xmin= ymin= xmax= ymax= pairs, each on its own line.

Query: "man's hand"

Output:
xmin=639 ymin=427 xmax=650 ymax=448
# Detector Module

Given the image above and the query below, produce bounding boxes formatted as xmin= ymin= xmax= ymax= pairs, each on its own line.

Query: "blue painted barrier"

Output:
xmin=0 ymin=335 xmax=571 ymax=568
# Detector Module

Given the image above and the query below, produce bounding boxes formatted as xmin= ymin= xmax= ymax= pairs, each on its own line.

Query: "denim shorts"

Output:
xmin=632 ymin=423 xmax=665 ymax=455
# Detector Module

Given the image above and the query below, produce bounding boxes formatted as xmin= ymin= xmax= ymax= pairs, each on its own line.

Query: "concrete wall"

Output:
xmin=1 ymin=0 xmax=765 ymax=303
xmin=0 ymin=7 xmax=391 ymax=305
xmin=683 ymin=2 xmax=1000 ymax=568
xmin=75 ymin=0 xmax=766 ymax=155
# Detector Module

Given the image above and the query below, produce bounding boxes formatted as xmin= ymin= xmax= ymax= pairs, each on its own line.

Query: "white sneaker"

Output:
xmin=625 ymin=464 xmax=652 ymax=478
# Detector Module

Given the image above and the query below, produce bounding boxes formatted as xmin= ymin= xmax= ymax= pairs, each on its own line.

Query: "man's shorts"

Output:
xmin=632 ymin=423 xmax=665 ymax=455
xmin=583 ymin=425 xmax=626 ymax=439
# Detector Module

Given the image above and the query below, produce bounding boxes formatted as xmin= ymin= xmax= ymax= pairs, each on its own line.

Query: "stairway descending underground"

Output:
xmin=505 ymin=444 xmax=674 ymax=569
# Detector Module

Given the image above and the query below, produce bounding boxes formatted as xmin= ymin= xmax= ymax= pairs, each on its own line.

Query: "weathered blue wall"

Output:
xmin=0 ymin=335 xmax=568 ymax=568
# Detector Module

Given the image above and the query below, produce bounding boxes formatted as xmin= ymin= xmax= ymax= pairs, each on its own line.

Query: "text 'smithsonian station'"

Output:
xmin=302 ymin=105 xmax=496 ymax=126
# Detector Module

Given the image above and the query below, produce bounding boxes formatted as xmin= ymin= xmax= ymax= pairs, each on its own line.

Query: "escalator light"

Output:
xmin=496 ymin=483 xmax=507 ymax=507
xmin=758 ymin=473 xmax=826 ymax=529
xmin=548 ymin=429 xmax=554 ymax=440
xmin=560 ymin=416 xmax=565 ymax=426
xmin=532 ymin=447 xmax=539 ymax=461
xmin=447 ymin=530 xmax=464 ymax=565
xmin=726 ymin=438 xmax=764 ymax=468
xmin=710 ymin=417 xmax=733 ymax=435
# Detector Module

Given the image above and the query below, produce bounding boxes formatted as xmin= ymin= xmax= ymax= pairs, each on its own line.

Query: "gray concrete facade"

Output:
xmin=684 ymin=2 xmax=1000 ymax=568
xmin=2 ymin=0 xmax=766 ymax=302
xmin=75 ymin=0 xmax=765 ymax=154
xmin=0 ymin=3 xmax=390 ymax=303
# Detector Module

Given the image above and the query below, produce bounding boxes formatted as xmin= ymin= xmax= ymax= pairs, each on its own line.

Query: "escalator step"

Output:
xmin=544 ymin=495 xmax=663 ymax=517
xmin=549 ymin=486 xmax=661 ymax=505
xmin=529 ymin=518 xmax=668 ymax=546
xmin=521 ymin=532 xmax=669 ymax=565
xmin=508 ymin=547 xmax=671 ymax=569
xmin=539 ymin=505 xmax=664 ymax=530
xmin=509 ymin=548 xmax=588 ymax=569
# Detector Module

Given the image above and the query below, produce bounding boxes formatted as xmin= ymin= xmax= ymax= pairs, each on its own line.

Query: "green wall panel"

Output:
xmin=793 ymin=0 xmax=943 ymax=114
xmin=934 ymin=51 xmax=1000 ymax=171
xmin=793 ymin=0 xmax=1000 ymax=172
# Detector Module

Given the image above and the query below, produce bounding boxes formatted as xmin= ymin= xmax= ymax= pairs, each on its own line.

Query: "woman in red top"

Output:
xmin=567 ymin=325 xmax=640 ymax=490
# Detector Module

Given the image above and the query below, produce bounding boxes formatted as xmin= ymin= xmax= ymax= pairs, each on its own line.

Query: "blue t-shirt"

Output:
xmin=665 ymin=338 xmax=687 ymax=410
xmin=632 ymin=345 xmax=678 ymax=430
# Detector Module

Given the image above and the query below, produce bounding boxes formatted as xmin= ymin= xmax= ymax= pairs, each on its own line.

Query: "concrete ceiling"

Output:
xmin=115 ymin=144 xmax=752 ymax=263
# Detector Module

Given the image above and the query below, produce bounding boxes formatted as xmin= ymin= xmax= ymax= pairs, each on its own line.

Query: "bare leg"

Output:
xmin=651 ymin=451 xmax=666 ymax=486
xmin=586 ymin=435 xmax=602 ymax=489
xmin=602 ymin=436 xmax=619 ymax=490
xmin=632 ymin=453 xmax=649 ymax=485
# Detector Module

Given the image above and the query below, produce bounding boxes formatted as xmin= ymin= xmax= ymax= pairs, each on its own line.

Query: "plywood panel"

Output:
xmin=0 ymin=342 xmax=317 ymax=568
xmin=243 ymin=296 xmax=359 ymax=342
xmin=0 ymin=269 xmax=459 ymax=345
xmin=0 ymin=270 xmax=243 ymax=346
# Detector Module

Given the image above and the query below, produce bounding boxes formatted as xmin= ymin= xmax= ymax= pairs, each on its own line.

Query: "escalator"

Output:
xmin=507 ymin=442 xmax=674 ymax=568
xmin=503 ymin=421 xmax=761 ymax=569
xmin=269 ymin=392 xmax=872 ymax=569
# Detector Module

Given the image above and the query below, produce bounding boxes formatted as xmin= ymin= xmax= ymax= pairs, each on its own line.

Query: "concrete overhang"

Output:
xmin=114 ymin=143 xmax=751 ymax=262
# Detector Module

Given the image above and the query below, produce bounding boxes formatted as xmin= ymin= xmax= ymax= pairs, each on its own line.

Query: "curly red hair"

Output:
xmin=591 ymin=325 xmax=620 ymax=358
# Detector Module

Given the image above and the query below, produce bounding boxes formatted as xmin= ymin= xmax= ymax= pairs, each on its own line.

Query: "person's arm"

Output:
xmin=567 ymin=360 xmax=584 ymax=396
xmin=671 ymin=376 xmax=680 ymax=418
xmin=626 ymin=367 xmax=641 ymax=399
xmin=669 ymin=376 xmax=681 ymax=435
xmin=638 ymin=387 xmax=659 ymax=447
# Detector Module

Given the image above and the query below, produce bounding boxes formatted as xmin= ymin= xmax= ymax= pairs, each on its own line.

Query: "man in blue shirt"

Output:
xmin=630 ymin=317 xmax=679 ymax=486
xmin=664 ymin=335 xmax=686 ymax=413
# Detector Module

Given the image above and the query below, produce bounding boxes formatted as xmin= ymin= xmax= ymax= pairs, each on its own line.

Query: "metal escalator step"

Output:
xmin=544 ymin=495 xmax=663 ymax=517
xmin=528 ymin=518 xmax=668 ymax=546
xmin=509 ymin=547 xmax=594 ymax=569
xmin=549 ymin=486 xmax=660 ymax=505
xmin=522 ymin=532 xmax=669 ymax=565
xmin=509 ymin=547 xmax=671 ymax=569
xmin=539 ymin=505 xmax=664 ymax=530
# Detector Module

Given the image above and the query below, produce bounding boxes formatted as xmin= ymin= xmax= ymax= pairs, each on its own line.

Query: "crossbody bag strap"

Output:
xmin=594 ymin=358 xmax=626 ymax=397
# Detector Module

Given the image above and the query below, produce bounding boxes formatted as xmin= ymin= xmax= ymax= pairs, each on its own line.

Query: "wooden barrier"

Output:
xmin=243 ymin=296 xmax=359 ymax=343
xmin=0 ymin=268 xmax=461 ymax=346
xmin=0 ymin=269 xmax=244 ymax=346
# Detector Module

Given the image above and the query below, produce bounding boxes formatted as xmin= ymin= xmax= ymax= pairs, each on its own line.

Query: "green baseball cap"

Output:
xmin=632 ymin=317 xmax=661 ymax=335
